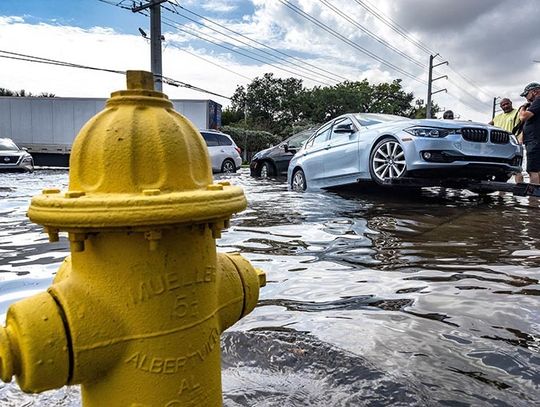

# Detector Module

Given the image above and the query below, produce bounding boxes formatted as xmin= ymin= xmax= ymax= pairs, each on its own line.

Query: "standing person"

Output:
xmin=443 ymin=110 xmax=454 ymax=119
xmin=519 ymin=82 xmax=540 ymax=184
xmin=489 ymin=98 xmax=523 ymax=182
xmin=489 ymin=98 xmax=520 ymax=132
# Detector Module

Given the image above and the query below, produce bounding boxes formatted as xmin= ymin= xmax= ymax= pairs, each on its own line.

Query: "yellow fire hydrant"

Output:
xmin=0 ymin=71 xmax=265 ymax=406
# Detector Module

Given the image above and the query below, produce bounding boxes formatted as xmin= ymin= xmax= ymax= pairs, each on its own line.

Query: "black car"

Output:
xmin=250 ymin=129 xmax=314 ymax=178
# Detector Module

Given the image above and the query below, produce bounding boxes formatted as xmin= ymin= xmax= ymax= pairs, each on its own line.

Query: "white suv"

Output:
xmin=200 ymin=130 xmax=242 ymax=173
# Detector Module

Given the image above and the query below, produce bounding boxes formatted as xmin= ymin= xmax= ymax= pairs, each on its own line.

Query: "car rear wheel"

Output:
xmin=221 ymin=159 xmax=236 ymax=173
xmin=291 ymin=169 xmax=307 ymax=191
xmin=369 ymin=138 xmax=407 ymax=185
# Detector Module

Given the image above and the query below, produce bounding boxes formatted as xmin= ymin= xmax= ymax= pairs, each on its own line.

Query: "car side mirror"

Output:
xmin=284 ymin=143 xmax=297 ymax=154
xmin=21 ymin=147 xmax=28 ymax=152
xmin=334 ymin=124 xmax=355 ymax=134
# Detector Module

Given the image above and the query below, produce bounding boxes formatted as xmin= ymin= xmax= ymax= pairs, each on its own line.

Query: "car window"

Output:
xmin=306 ymin=124 xmax=331 ymax=149
xmin=330 ymin=117 xmax=355 ymax=142
xmin=288 ymin=130 xmax=313 ymax=148
xmin=217 ymin=134 xmax=233 ymax=146
xmin=0 ymin=139 xmax=18 ymax=151
xmin=201 ymin=132 xmax=219 ymax=147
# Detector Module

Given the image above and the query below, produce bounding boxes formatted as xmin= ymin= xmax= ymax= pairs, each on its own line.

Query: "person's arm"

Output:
xmin=518 ymin=103 xmax=533 ymax=121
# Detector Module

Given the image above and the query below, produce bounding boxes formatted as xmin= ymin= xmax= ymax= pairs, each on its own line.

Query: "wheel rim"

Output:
xmin=292 ymin=171 xmax=305 ymax=191
xmin=260 ymin=163 xmax=268 ymax=178
xmin=372 ymin=140 xmax=406 ymax=181
xmin=223 ymin=161 xmax=234 ymax=173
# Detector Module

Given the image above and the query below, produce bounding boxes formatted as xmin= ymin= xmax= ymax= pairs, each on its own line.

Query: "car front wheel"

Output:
xmin=291 ymin=169 xmax=307 ymax=191
xmin=221 ymin=159 xmax=236 ymax=173
xmin=260 ymin=162 xmax=273 ymax=178
xmin=369 ymin=138 xmax=407 ymax=185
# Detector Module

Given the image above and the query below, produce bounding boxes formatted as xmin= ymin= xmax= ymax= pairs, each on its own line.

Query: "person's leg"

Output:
xmin=515 ymin=172 xmax=524 ymax=183
xmin=526 ymin=143 xmax=540 ymax=184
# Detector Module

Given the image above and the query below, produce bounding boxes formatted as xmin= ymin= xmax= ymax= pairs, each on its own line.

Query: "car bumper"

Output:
xmin=401 ymin=136 xmax=522 ymax=174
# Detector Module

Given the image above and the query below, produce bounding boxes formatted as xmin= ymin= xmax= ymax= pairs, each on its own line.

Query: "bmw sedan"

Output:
xmin=0 ymin=138 xmax=34 ymax=172
xmin=287 ymin=113 xmax=523 ymax=191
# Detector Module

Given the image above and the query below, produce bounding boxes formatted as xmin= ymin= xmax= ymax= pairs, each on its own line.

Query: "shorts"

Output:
xmin=525 ymin=140 xmax=540 ymax=172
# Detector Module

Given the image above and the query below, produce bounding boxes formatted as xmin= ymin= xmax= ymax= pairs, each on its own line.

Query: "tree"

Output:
xmin=231 ymin=73 xmax=304 ymax=137
xmin=0 ymin=88 xmax=56 ymax=97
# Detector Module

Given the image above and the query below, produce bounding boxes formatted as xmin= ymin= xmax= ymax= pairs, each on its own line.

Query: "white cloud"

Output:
xmin=2 ymin=0 xmax=540 ymax=122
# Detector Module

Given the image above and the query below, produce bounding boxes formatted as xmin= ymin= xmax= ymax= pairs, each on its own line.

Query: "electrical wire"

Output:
xmin=318 ymin=0 xmax=426 ymax=70
xmin=277 ymin=0 xmax=427 ymax=85
xmin=0 ymin=49 xmax=230 ymax=99
xmin=160 ymin=16 xmax=334 ymax=86
xmin=99 ymin=0 xmax=340 ymax=85
xmin=162 ymin=3 xmax=350 ymax=84
xmin=353 ymin=0 xmax=492 ymax=100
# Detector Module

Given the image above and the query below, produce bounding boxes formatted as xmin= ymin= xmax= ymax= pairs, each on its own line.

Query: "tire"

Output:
xmin=221 ymin=159 xmax=236 ymax=173
xmin=369 ymin=137 xmax=407 ymax=185
xmin=291 ymin=169 xmax=307 ymax=191
xmin=260 ymin=162 xmax=273 ymax=178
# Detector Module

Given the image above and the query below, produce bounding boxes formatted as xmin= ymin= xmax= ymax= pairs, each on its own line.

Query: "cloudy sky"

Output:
xmin=1 ymin=0 xmax=539 ymax=122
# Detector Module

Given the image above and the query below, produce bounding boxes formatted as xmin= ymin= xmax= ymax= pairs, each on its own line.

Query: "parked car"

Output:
xmin=0 ymin=138 xmax=34 ymax=172
xmin=287 ymin=113 xmax=523 ymax=191
xmin=200 ymin=130 xmax=242 ymax=173
xmin=250 ymin=128 xmax=315 ymax=178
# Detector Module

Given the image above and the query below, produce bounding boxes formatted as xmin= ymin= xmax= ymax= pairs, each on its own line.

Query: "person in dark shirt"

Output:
xmin=518 ymin=82 xmax=540 ymax=184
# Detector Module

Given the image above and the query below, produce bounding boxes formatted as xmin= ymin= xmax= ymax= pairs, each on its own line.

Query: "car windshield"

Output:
xmin=353 ymin=113 xmax=409 ymax=127
xmin=287 ymin=129 xmax=315 ymax=148
xmin=0 ymin=139 xmax=19 ymax=151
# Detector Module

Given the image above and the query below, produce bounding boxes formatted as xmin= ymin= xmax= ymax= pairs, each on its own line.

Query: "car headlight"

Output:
xmin=21 ymin=156 xmax=33 ymax=163
xmin=404 ymin=126 xmax=460 ymax=138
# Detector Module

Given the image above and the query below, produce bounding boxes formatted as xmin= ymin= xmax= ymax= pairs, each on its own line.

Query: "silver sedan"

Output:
xmin=287 ymin=113 xmax=523 ymax=191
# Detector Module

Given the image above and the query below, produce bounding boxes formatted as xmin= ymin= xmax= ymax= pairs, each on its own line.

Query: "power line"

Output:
xmin=277 ymin=0 xmax=427 ymax=85
xmin=100 ymin=0 xmax=340 ymax=86
xmin=162 ymin=2 xmax=350 ymax=84
xmin=319 ymin=0 xmax=426 ymax=70
xmin=352 ymin=0 xmax=437 ymax=56
xmin=0 ymin=49 xmax=230 ymax=99
xmin=159 ymin=15 xmax=334 ymax=86
xmin=352 ymin=0 xmax=492 ymax=100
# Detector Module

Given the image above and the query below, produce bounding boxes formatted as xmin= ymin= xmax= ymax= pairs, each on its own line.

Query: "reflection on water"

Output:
xmin=0 ymin=169 xmax=539 ymax=405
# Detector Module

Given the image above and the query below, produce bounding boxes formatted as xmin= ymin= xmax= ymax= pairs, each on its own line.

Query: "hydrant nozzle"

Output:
xmin=1 ymin=70 xmax=265 ymax=406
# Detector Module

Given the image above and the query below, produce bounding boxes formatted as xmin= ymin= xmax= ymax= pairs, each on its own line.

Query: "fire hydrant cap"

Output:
xmin=28 ymin=71 xmax=246 ymax=229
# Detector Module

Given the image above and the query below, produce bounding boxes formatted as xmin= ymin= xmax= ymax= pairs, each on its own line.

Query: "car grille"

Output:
xmin=1 ymin=156 xmax=19 ymax=164
xmin=490 ymin=130 xmax=510 ymax=144
xmin=461 ymin=128 xmax=488 ymax=142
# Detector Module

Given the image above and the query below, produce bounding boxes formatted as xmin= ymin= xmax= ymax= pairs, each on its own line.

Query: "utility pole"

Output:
xmin=492 ymin=97 xmax=501 ymax=120
xmin=132 ymin=0 xmax=168 ymax=91
xmin=426 ymin=54 xmax=448 ymax=118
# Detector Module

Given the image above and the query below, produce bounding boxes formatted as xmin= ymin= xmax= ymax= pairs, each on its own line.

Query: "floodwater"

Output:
xmin=0 ymin=169 xmax=539 ymax=406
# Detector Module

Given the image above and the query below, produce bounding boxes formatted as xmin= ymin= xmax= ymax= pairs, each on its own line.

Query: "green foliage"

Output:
xmin=228 ymin=74 xmax=424 ymax=137
xmin=221 ymin=125 xmax=280 ymax=155
xmin=0 ymin=88 xmax=56 ymax=97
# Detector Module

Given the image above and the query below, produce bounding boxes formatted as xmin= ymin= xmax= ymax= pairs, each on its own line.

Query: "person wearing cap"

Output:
xmin=518 ymin=82 xmax=540 ymax=184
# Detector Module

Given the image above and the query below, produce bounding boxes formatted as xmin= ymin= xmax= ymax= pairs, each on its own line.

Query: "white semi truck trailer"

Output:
xmin=0 ymin=97 xmax=222 ymax=166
